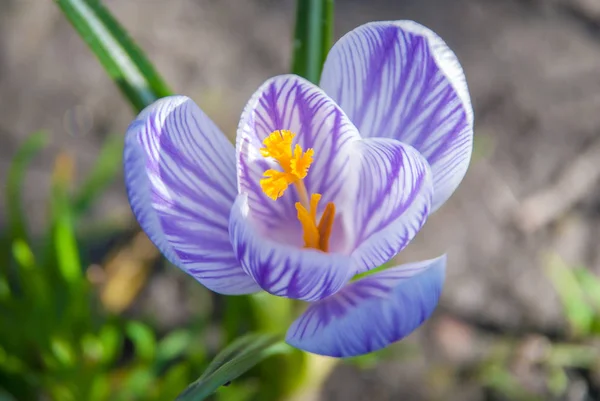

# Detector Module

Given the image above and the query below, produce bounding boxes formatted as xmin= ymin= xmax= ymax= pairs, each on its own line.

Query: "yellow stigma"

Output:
xmin=260 ymin=170 xmax=296 ymax=200
xmin=259 ymin=130 xmax=314 ymax=200
xmin=259 ymin=130 xmax=335 ymax=253
xmin=259 ymin=130 xmax=295 ymax=166
xmin=290 ymin=145 xmax=314 ymax=179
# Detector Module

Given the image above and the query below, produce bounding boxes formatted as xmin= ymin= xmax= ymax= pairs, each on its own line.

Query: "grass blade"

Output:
xmin=54 ymin=0 xmax=172 ymax=112
xmin=175 ymin=334 xmax=287 ymax=401
xmin=4 ymin=132 xmax=48 ymax=246
xmin=51 ymin=153 xmax=82 ymax=288
xmin=1 ymin=132 xmax=47 ymax=285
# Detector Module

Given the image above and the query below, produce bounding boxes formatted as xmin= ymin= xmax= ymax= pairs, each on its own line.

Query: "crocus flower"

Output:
xmin=124 ymin=21 xmax=473 ymax=357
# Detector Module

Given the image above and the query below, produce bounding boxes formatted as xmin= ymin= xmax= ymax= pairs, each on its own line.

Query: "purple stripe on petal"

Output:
xmin=320 ymin=21 xmax=474 ymax=212
xmin=286 ymin=256 xmax=446 ymax=357
xmin=341 ymin=138 xmax=433 ymax=273
xmin=236 ymin=75 xmax=360 ymax=246
xmin=229 ymin=194 xmax=353 ymax=301
xmin=124 ymin=96 xmax=260 ymax=295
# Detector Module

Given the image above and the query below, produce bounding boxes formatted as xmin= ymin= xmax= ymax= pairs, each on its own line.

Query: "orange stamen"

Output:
xmin=317 ymin=202 xmax=335 ymax=252
xmin=260 ymin=130 xmax=335 ymax=252
xmin=295 ymin=194 xmax=335 ymax=252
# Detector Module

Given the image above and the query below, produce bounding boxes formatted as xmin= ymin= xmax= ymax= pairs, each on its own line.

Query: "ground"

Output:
xmin=2 ymin=0 xmax=600 ymax=400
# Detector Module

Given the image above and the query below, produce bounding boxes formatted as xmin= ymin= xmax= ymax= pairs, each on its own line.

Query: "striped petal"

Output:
xmin=343 ymin=138 xmax=433 ymax=273
xmin=320 ymin=21 xmax=473 ymax=212
xmin=286 ymin=256 xmax=446 ymax=357
xmin=237 ymin=74 xmax=360 ymax=248
xmin=124 ymin=96 xmax=260 ymax=295
xmin=229 ymin=194 xmax=354 ymax=301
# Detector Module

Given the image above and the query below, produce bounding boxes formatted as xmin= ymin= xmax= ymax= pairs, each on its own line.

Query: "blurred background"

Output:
xmin=1 ymin=0 xmax=600 ymax=400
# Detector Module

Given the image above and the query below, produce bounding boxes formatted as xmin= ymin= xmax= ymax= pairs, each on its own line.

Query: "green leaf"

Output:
xmin=0 ymin=389 xmax=18 ymax=401
xmin=2 ymin=132 xmax=47 ymax=266
xmin=49 ymin=336 xmax=77 ymax=367
xmin=81 ymin=333 xmax=104 ymax=362
xmin=291 ymin=0 xmax=334 ymax=84
xmin=126 ymin=321 xmax=156 ymax=363
xmin=546 ymin=366 xmax=568 ymax=397
xmin=214 ymin=381 xmax=258 ymax=401
xmin=548 ymin=343 xmax=600 ymax=369
xmin=480 ymin=362 xmax=540 ymax=401
xmin=545 ymin=254 xmax=594 ymax=337
xmin=175 ymin=333 xmax=287 ymax=401
xmin=120 ymin=366 xmax=155 ymax=399
xmin=88 ymin=374 xmax=111 ymax=401
xmin=245 ymin=294 xmax=306 ymax=400
xmin=573 ymin=267 xmax=600 ymax=310
xmin=156 ymin=362 xmax=191 ymax=401
xmin=50 ymin=154 xmax=82 ymax=288
xmin=72 ymin=133 xmax=124 ymax=217
xmin=34 ymin=153 xmax=84 ymax=328
xmin=98 ymin=324 xmax=123 ymax=365
xmin=54 ymin=0 xmax=172 ymax=112
xmin=156 ymin=330 xmax=192 ymax=364
xmin=11 ymin=240 xmax=36 ymax=271
xmin=11 ymin=239 xmax=50 ymax=312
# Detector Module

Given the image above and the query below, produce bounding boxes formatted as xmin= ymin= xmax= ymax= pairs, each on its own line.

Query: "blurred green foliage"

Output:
xmin=477 ymin=254 xmax=600 ymax=401
xmin=546 ymin=253 xmax=600 ymax=337
xmin=176 ymin=334 xmax=289 ymax=401
xmin=3 ymin=0 xmax=598 ymax=400
xmin=0 ymin=131 xmax=293 ymax=401
xmin=0 ymin=131 xmax=211 ymax=401
xmin=0 ymin=1 xmax=339 ymax=400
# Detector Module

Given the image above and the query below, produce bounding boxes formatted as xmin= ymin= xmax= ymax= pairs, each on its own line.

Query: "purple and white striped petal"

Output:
xmin=124 ymin=96 xmax=260 ymax=295
xmin=320 ymin=21 xmax=473 ymax=212
xmin=342 ymin=138 xmax=433 ymax=273
xmin=286 ymin=256 xmax=446 ymax=357
xmin=237 ymin=74 xmax=360 ymax=247
xmin=229 ymin=194 xmax=354 ymax=301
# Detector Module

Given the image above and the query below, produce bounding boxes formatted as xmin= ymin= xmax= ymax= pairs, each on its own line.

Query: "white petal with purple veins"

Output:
xmin=237 ymin=74 xmax=360 ymax=246
xmin=286 ymin=256 xmax=446 ymax=357
xmin=124 ymin=96 xmax=260 ymax=295
xmin=229 ymin=194 xmax=354 ymax=301
xmin=320 ymin=21 xmax=473 ymax=212
xmin=341 ymin=138 xmax=433 ymax=273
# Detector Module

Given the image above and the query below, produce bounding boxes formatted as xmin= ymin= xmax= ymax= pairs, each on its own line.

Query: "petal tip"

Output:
xmin=286 ymin=255 xmax=447 ymax=357
xmin=320 ymin=20 xmax=473 ymax=213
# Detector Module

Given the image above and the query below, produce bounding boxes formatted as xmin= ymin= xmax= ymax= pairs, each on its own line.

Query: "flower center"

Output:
xmin=259 ymin=130 xmax=335 ymax=252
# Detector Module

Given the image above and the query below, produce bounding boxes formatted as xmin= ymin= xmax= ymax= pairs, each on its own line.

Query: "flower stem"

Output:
xmin=291 ymin=0 xmax=335 ymax=84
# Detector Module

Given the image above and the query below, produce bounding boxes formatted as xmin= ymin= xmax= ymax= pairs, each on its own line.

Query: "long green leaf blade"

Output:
xmin=1 ymin=132 xmax=47 ymax=281
xmin=5 ymin=132 xmax=48 ymax=245
xmin=291 ymin=0 xmax=335 ymax=84
xmin=50 ymin=154 xmax=83 ymax=288
xmin=176 ymin=334 xmax=287 ymax=401
xmin=54 ymin=0 xmax=172 ymax=112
